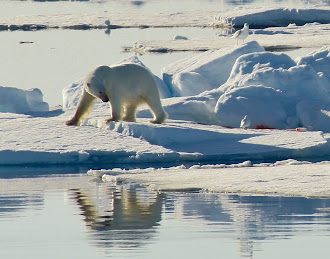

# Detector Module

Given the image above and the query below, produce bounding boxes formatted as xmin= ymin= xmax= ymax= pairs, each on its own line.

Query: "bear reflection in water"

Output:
xmin=69 ymin=183 xmax=164 ymax=237
xmin=68 ymin=182 xmax=330 ymax=257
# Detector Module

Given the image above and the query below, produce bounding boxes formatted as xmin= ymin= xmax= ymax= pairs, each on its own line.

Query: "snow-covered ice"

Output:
xmin=215 ymin=46 xmax=330 ymax=130
xmin=158 ymin=42 xmax=330 ymax=131
xmin=2 ymin=43 xmax=330 ymax=165
xmin=0 ymin=7 xmax=329 ymax=30
xmin=1 ymin=6 xmax=330 ymax=198
xmin=99 ymin=159 xmax=330 ymax=198
xmin=131 ymin=22 xmax=330 ymax=53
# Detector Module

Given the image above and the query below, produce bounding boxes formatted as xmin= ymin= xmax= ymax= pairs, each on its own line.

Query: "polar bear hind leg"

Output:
xmin=145 ymin=97 xmax=168 ymax=124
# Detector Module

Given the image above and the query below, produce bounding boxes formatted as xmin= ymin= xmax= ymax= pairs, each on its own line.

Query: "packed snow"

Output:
xmin=1 ymin=7 xmax=330 ymax=197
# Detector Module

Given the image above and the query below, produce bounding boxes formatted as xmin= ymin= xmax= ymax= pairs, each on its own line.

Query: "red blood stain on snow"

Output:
xmin=255 ymin=125 xmax=276 ymax=130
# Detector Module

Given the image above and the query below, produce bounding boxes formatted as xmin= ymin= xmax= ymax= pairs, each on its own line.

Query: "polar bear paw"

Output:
xmin=66 ymin=118 xmax=79 ymax=126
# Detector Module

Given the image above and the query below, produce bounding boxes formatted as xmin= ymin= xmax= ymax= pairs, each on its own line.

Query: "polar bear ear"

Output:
xmin=86 ymin=83 xmax=91 ymax=88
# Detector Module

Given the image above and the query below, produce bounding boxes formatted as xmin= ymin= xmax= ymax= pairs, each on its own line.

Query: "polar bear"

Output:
xmin=66 ymin=63 xmax=167 ymax=126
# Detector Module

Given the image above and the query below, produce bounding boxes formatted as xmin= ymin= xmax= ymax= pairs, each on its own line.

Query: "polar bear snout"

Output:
xmin=99 ymin=95 xmax=109 ymax=102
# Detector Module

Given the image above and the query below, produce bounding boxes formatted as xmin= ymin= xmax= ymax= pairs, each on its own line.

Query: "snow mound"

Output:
xmin=296 ymin=45 xmax=330 ymax=87
xmin=161 ymin=41 xmax=264 ymax=97
xmin=0 ymin=86 xmax=49 ymax=113
xmin=215 ymin=50 xmax=330 ymax=130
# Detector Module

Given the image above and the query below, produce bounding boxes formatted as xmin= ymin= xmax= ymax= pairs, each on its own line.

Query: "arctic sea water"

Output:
xmin=1 ymin=0 xmax=330 ymax=258
xmin=1 ymin=175 xmax=330 ymax=259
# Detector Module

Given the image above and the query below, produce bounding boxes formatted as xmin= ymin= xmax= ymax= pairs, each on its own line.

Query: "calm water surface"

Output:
xmin=0 ymin=174 xmax=330 ymax=258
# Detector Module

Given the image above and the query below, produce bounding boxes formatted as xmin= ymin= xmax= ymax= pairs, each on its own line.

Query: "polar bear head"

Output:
xmin=85 ymin=73 xmax=109 ymax=103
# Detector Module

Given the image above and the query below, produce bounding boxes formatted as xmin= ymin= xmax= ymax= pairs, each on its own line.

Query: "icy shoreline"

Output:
xmin=97 ymin=159 xmax=330 ymax=198
xmin=128 ymin=23 xmax=330 ymax=52
xmin=0 ymin=7 xmax=329 ymax=31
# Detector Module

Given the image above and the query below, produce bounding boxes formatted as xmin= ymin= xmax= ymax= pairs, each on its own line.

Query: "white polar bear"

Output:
xmin=66 ymin=63 xmax=167 ymax=126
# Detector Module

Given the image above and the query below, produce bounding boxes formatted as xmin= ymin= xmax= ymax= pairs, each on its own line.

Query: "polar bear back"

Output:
xmin=104 ymin=63 xmax=160 ymax=102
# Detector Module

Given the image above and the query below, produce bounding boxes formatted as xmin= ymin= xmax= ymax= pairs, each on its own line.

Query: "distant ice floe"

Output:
xmin=225 ymin=8 xmax=330 ymax=27
xmin=0 ymin=7 xmax=329 ymax=31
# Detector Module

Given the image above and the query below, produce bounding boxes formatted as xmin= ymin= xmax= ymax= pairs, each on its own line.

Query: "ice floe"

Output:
xmin=0 ymin=7 xmax=329 ymax=31
xmin=98 ymin=159 xmax=330 ymax=197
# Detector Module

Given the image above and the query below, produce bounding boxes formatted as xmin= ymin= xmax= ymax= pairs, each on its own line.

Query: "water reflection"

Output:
xmin=68 ymin=181 xmax=330 ymax=258
xmin=0 ymin=178 xmax=329 ymax=258
xmin=69 ymin=183 xmax=164 ymax=252
xmin=0 ymin=193 xmax=43 ymax=217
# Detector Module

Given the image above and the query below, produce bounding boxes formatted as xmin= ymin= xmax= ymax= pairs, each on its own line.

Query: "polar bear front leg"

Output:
xmin=105 ymin=95 xmax=122 ymax=124
xmin=122 ymin=103 xmax=137 ymax=122
xmin=66 ymin=89 xmax=96 ymax=126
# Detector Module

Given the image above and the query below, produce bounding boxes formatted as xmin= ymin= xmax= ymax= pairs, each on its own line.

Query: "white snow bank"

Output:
xmin=97 ymin=159 xmax=330 ymax=198
xmin=0 ymin=86 xmax=49 ymax=113
xmin=62 ymin=56 xmax=170 ymax=110
xmin=161 ymin=41 xmax=265 ymax=97
xmin=296 ymin=45 xmax=330 ymax=83
xmin=157 ymin=43 xmax=330 ymax=132
xmin=215 ymin=48 xmax=330 ymax=130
